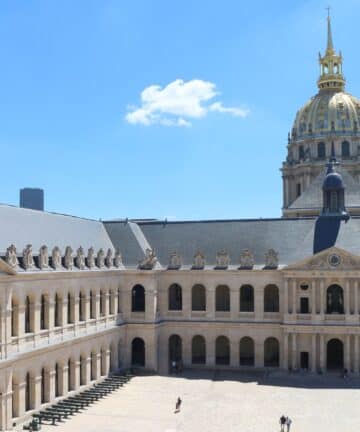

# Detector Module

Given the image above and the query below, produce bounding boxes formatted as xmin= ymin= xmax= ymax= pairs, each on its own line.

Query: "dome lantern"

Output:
xmin=317 ymin=12 xmax=345 ymax=92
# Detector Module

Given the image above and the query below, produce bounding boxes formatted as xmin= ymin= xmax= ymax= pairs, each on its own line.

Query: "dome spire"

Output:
xmin=317 ymin=10 xmax=345 ymax=92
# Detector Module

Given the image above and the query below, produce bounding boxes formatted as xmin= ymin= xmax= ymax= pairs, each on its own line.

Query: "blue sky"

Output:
xmin=1 ymin=0 xmax=360 ymax=221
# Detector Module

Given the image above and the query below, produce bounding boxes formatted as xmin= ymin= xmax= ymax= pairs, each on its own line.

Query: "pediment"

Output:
xmin=285 ymin=247 xmax=360 ymax=271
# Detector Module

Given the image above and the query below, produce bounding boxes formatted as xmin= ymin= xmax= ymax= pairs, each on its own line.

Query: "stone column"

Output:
xmin=59 ymin=364 xmax=68 ymax=396
xmin=95 ymin=352 xmax=101 ymax=379
xmin=32 ymin=374 xmax=42 ymax=409
xmin=311 ymin=280 xmax=317 ymax=317
xmin=230 ymin=287 xmax=238 ymax=320
xmin=354 ymin=335 xmax=359 ymax=374
xmin=84 ymin=293 xmax=90 ymax=323
xmin=255 ymin=285 xmax=264 ymax=321
xmin=230 ymin=339 xmax=238 ymax=367
xmin=183 ymin=283 xmax=191 ymax=320
xmin=345 ymin=335 xmax=351 ymax=371
xmin=17 ymin=381 xmax=26 ymax=417
xmin=74 ymin=295 xmax=80 ymax=324
xmin=291 ymin=333 xmax=297 ymax=369
xmin=284 ymin=279 xmax=289 ymax=316
xmin=206 ymin=286 xmax=215 ymax=320
xmin=17 ymin=304 xmax=25 ymax=340
xmin=255 ymin=339 xmax=264 ymax=368
xmin=48 ymin=298 xmax=55 ymax=330
xmin=319 ymin=280 xmax=325 ymax=317
xmin=282 ymin=332 xmax=289 ymax=369
xmin=95 ymin=292 xmax=100 ymax=321
xmin=104 ymin=291 xmax=109 ymax=318
xmin=206 ymin=338 xmax=215 ymax=367
xmin=319 ymin=334 xmax=325 ymax=371
xmin=105 ymin=349 xmax=111 ymax=375
xmin=292 ymin=280 xmax=297 ymax=315
xmin=48 ymin=369 xmax=56 ymax=402
xmin=345 ymin=281 xmax=350 ymax=317
xmin=85 ymin=356 xmax=91 ymax=384
xmin=74 ymin=360 xmax=80 ymax=390
xmin=354 ymin=281 xmax=359 ymax=316
xmin=311 ymin=334 xmax=317 ymax=372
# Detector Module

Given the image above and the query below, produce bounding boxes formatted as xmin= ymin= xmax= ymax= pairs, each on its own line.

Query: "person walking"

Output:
xmin=175 ymin=397 xmax=182 ymax=413
xmin=279 ymin=415 xmax=286 ymax=432
xmin=286 ymin=416 xmax=292 ymax=431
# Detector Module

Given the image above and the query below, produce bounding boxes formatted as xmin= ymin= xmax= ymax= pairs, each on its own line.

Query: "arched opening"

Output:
xmin=91 ymin=352 xmax=97 ymax=381
xmin=79 ymin=292 xmax=85 ymax=321
xmin=299 ymin=145 xmax=305 ymax=160
xmin=216 ymin=336 xmax=230 ymax=365
xmin=90 ymin=291 xmax=96 ymax=319
xmin=192 ymin=284 xmax=206 ymax=311
xmin=40 ymin=295 xmax=49 ymax=330
xmin=169 ymin=335 xmax=182 ymax=370
xmin=11 ymin=298 xmax=19 ymax=337
xmin=25 ymin=372 xmax=31 ymax=411
xmin=131 ymin=338 xmax=145 ymax=367
xmin=101 ymin=349 xmax=107 ymax=375
xmin=240 ymin=285 xmax=254 ymax=312
xmin=341 ymin=140 xmax=350 ymax=158
xmin=68 ymin=359 xmax=73 ymax=391
xmin=55 ymin=363 xmax=60 ymax=397
xmin=12 ymin=379 xmax=18 ymax=418
xmin=67 ymin=293 xmax=73 ymax=324
xmin=25 ymin=296 xmax=31 ymax=333
xmin=100 ymin=290 xmax=105 ymax=316
xmin=327 ymin=338 xmax=344 ymax=370
xmin=239 ymin=337 xmax=255 ymax=366
xmin=215 ymin=285 xmax=230 ymax=311
xmin=109 ymin=290 xmax=114 ymax=314
xmin=41 ymin=368 xmax=46 ymax=404
xmin=264 ymin=285 xmax=279 ymax=312
xmin=117 ymin=288 xmax=121 ymax=313
xmin=132 ymin=285 xmax=145 ymax=312
xmin=192 ymin=335 xmax=206 ymax=364
xmin=264 ymin=337 xmax=280 ymax=367
xmin=318 ymin=142 xmax=326 ymax=159
xmin=54 ymin=294 xmax=61 ymax=327
xmin=327 ymin=284 xmax=344 ymax=314
xmin=80 ymin=356 xmax=86 ymax=386
xmin=168 ymin=284 xmax=182 ymax=310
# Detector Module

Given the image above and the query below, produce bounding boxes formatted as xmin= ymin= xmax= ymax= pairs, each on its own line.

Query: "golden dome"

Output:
xmin=292 ymin=91 xmax=360 ymax=141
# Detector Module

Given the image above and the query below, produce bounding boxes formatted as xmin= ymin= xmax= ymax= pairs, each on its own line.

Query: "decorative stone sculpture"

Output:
xmin=76 ymin=247 xmax=86 ymax=270
xmin=38 ymin=245 xmax=49 ymax=270
xmin=87 ymin=247 xmax=95 ymax=269
xmin=63 ymin=246 xmax=73 ymax=270
xmin=192 ymin=250 xmax=205 ymax=270
xmin=114 ymin=249 xmax=123 ymax=268
xmin=168 ymin=251 xmax=182 ymax=270
xmin=215 ymin=250 xmax=229 ymax=269
xmin=239 ymin=249 xmax=254 ymax=270
xmin=22 ymin=244 xmax=34 ymax=270
xmin=138 ymin=248 xmax=157 ymax=270
xmin=105 ymin=248 xmax=113 ymax=268
xmin=97 ymin=248 xmax=105 ymax=268
xmin=51 ymin=246 xmax=62 ymax=270
xmin=264 ymin=249 xmax=278 ymax=269
xmin=6 ymin=244 xmax=18 ymax=268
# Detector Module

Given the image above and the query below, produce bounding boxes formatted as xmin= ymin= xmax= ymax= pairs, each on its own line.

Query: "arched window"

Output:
xmin=132 ymin=285 xmax=145 ymax=312
xmin=341 ymin=141 xmax=350 ymax=158
xmin=192 ymin=284 xmax=206 ymax=311
xmin=240 ymin=285 xmax=254 ymax=312
xmin=79 ymin=292 xmax=85 ymax=321
xmin=41 ymin=368 xmax=46 ymax=404
xmin=327 ymin=338 xmax=344 ymax=370
xmin=168 ymin=284 xmax=182 ymax=310
xmin=109 ymin=290 xmax=114 ymax=314
xmin=169 ymin=335 xmax=182 ymax=366
xmin=326 ymin=284 xmax=344 ymax=314
xmin=25 ymin=373 xmax=31 ymax=411
xmin=117 ymin=288 xmax=121 ymax=313
xmin=264 ymin=337 xmax=280 ymax=367
xmin=54 ymin=294 xmax=60 ymax=327
xmin=25 ymin=296 xmax=31 ymax=333
xmin=100 ymin=290 xmax=105 ymax=316
xmin=264 ymin=285 xmax=279 ymax=312
xmin=68 ymin=359 xmax=73 ymax=391
xmin=90 ymin=291 xmax=95 ymax=319
xmin=40 ymin=295 xmax=47 ymax=330
xmin=192 ymin=335 xmax=206 ymax=364
xmin=317 ymin=142 xmax=326 ymax=159
xmin=240 ymin=336 xmax=255 ymax=366
xmin=216 ymin=285 xmax=230 ymax=311
xmin=67 ymin=293 xmax=73 ymax=324
xmin=299 ymin=145 xmax=305 ymax=159
xmin=55 ymin=363 xmax=60 ymax=397
xmin=216 ymin=336 xmax=230 ymax=365
xmin=11 ymin=298 xmax=18 ymax=336
xmin=131 ymin=338 xmax=145 ymax=366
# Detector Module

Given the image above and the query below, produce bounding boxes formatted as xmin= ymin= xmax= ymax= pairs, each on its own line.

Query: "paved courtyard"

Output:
xmin=34 ymin=370 xmax=360 ymax=432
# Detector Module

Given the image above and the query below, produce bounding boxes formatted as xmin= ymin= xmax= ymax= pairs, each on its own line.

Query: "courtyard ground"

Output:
xmin=32 ymin=370 xmax=360 ymax=432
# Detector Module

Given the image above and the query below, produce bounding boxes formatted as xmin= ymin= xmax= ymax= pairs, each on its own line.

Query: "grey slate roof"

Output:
xmin=104 ymin=217 xmax=360 ymax=268
xmin=0 ymin=204 xmax=114 ymax=255
xmin=289 ymin=165 xmax=360 ymax=211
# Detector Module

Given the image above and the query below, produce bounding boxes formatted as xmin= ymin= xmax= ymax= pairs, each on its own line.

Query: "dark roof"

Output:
xmin=289 ymin=165 xmax=360 ymax=210
xmin=0 ymin=204 xmax=114 ymax=255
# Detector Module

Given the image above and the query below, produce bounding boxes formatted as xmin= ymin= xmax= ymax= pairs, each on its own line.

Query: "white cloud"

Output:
xmin=125 ymin=79 xmax=249 ymax=126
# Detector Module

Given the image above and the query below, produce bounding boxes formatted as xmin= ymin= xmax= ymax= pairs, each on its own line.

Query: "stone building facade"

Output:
xmin=1 ymin=13 xmax=360 ymax=432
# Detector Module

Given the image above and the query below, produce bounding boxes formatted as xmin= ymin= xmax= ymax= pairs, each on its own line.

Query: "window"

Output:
xmin=299 ymin=145 xmax=305 ymax=159
xmin=317 ymin=142 xmax=326 ymax=158
xmin=296 ymin=183 xmax=301 ymax=197
xmin=168 ymin=284 xmax=182 ymax=310
xmin=215 ymin=285 xmax=230 ymax=311
xmin=240 ymin=337 xmax=255 ymax=366
xmin=192 ymin=284 xmax=206 ymax=311
xmin=192 ymin=335 xmax=206 ymax=364
xmin=25 ymin=296 xmax=31 ymax=333
xmin=240 ymin=285 xmax=254 ymax=312
xmin=132 ymin=285 xmax=145 ymax=312
xmin=90 ymin=291 xmax=95 ymax=319
xmin=300 ymin=297 xmax=309 ymax=314
xmin=40 ymin=295 xmax=47 ymax=330
xmin=54 ymin=294 xmax=60 ymax=327
xmin=342 ymin=141 xmax=350 ymax=158
xmin=264 ymin=285 xmax=279 ymax=312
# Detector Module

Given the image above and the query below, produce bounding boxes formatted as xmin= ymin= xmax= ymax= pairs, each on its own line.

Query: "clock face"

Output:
xmin=328 ymin=254 xmax=341 ymax=267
